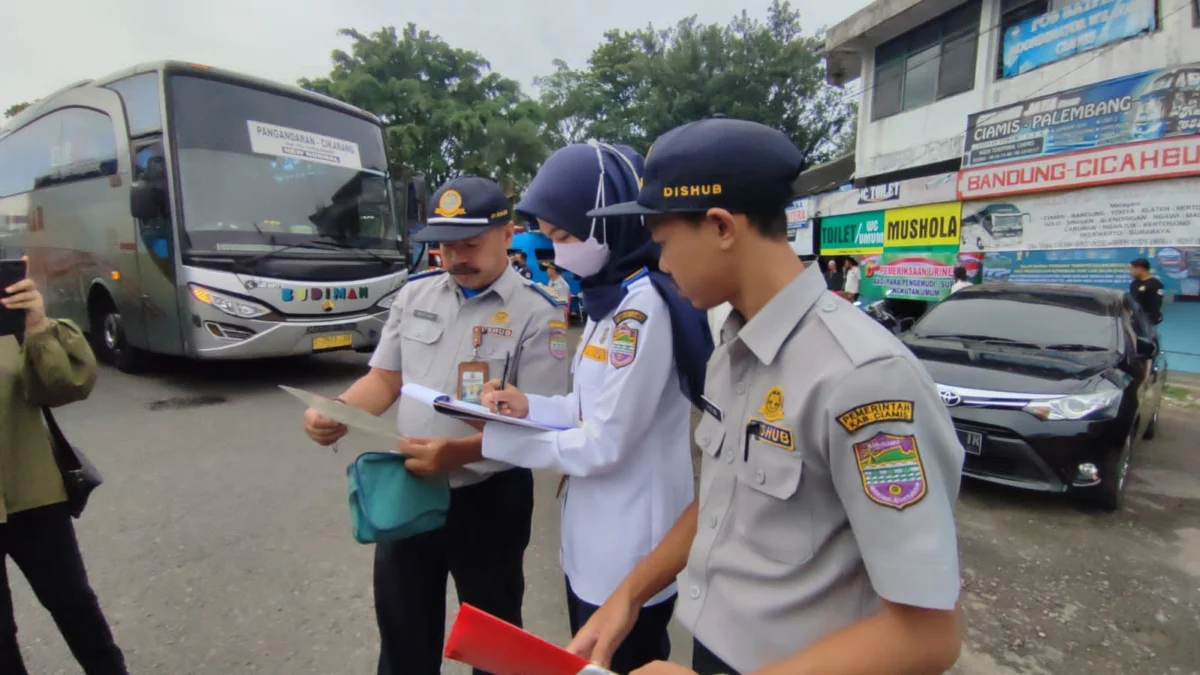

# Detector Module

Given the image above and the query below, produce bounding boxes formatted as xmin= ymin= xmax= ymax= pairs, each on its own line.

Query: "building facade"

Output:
xmin=823 ymin=0 xmax=1200 ymax=372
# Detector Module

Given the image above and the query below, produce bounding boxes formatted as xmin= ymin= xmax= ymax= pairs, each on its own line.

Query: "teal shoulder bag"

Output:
xmin=346 ymin=452 xmax=450 ymax=544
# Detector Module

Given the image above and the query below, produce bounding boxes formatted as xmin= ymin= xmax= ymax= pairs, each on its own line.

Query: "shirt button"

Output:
xmin=689 ymin=585 xmax=701 ymax=599
xmin=701 ymin=435 xmax=711 ymax=445
xmin=709 ymin=515 xmax=718 ymax=528
xmin=725 ymin=450 xmax=735 ymax=464
xmin=755 ymin=470 xmax=765 ymax=484
xmin=736 ymin=383 xmax=746 ymax=394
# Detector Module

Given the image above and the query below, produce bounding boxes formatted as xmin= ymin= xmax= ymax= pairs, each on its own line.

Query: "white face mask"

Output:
xmin=553 ymin=237 xmax=609 ymax=278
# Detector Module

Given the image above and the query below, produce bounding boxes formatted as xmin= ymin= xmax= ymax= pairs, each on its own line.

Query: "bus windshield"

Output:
xmin=169 ymin=75 xmax=401 ymax=258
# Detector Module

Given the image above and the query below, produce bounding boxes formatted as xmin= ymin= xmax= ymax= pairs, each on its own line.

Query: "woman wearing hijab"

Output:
xmin=478 ymin=141 xmax=713 ymax=673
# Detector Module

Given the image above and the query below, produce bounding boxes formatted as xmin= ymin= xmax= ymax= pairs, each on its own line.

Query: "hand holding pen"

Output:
xmin=481 ymin=357 xmax=530 ymax=418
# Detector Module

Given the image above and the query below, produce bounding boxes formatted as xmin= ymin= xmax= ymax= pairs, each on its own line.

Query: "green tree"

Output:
xmin=4 ymin=102 xmax=31 ymax=119
xmin=300 ymin=25 xmax=548 ymax=195
xmin=539 ymin=1 xmax=854 ymax=168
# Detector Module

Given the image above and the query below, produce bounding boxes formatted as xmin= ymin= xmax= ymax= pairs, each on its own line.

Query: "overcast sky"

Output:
xmin=1 ymin=0 xmax=872 ymax=109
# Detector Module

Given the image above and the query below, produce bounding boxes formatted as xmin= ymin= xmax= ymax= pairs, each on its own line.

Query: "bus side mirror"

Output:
xmin=130 ymin=181 xmax=163 ymax=221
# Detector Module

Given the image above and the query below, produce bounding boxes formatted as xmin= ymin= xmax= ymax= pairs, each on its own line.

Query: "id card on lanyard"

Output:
xmin=457 ymin=325 xmax=488 ymax=405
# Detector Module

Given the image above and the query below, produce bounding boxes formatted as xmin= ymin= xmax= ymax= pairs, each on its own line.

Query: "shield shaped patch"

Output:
xmin=853 ymin=432 xmax=927 ymax=510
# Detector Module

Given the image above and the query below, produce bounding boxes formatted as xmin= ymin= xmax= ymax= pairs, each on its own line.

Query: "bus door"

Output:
xmin=113 ymin=71 xmax=185 ymax=355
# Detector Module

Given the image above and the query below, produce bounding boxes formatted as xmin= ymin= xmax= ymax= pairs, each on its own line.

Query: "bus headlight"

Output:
xmin=189 ymin=284 xmax=270 ymax=319
xmin=375 ymin=290 xmax=400 ymax=310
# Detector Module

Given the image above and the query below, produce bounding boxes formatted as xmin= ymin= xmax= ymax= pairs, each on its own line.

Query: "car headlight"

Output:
xmin=1022 ymin=386 xmax=1122 ymax=421
xmin=189 ymin=284 xmax=270 ymax=319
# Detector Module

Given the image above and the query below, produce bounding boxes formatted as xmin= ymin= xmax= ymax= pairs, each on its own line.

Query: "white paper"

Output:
xmin=399 ymin=383 xmax=573 ymax=432
xmin=279 ymin=385 xmax=403 ymax=441
xmin=247 ymin=120 xmax=363 ymax=170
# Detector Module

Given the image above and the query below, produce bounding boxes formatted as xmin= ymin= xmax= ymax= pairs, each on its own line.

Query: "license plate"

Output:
xmin=312 ymin=333 xmax=353 ymax=351
xmin=957 ymin=429 xmax=983 ymax=456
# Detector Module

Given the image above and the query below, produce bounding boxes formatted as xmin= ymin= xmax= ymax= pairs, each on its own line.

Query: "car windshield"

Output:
xmin=170 ymin=75 xmax=401 ymax=258
xmin=911 ymin=295 xmax=1118 ymax=351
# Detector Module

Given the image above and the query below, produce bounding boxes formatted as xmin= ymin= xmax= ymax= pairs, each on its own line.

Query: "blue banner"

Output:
xmin=964 ymin=62 xmax=1200 ymax=167
xmin=1002 ymin=0 xmax=1156 ymax=78
xmin=981 ymin=246 xmax=1200 ymax=297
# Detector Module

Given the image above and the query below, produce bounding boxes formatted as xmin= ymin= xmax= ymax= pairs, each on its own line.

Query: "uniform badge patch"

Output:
xmin=548 ymin=320 xmax=568 ymax=359
xmin=610 ymin=323 xmax=639 ymax=368
xmin=853 ymin=432 xmax=927 ymax=510
xmin=492 ymin=310 xmax=510 ymax=324
xmin=483 ymin=326 xmax=513 ymax=338
xmin=759 ymin=386 xmax=784 ymax=422
xmin=836 ymin=400 xmax=914 ymax=433
xmin=751 ymin=420 xmax=795 ymax=451
xmin=613 ymin=309 xmax=648 ymax=324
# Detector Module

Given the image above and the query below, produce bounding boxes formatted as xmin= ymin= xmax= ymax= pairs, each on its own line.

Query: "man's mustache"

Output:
xmin=448 ymin=263 xmax=480 ymax=275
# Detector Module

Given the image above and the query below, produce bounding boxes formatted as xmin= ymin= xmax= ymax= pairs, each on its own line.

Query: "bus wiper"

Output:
xmin=1043 ymin=343 xmax=1109 ymax=352
xmin=920 ymin=334 xmax=1042 ymax=349
xmin=304 ymin=238 xmax=397 ymax=265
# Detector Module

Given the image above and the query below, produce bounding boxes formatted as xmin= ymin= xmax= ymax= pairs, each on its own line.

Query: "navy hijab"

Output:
xmin=517 ymin=142 xmax=714 ymax=408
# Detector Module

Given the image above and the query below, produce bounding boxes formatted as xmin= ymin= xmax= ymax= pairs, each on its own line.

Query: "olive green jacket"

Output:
xmin=0 ymin=320 xmax=97 ymax=522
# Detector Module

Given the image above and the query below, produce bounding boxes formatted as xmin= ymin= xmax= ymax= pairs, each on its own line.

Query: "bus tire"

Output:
xmin=89 ymin=297 xmax=145 ymax=374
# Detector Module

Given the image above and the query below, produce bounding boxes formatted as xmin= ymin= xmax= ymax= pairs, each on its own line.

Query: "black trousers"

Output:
xmin=566 ymin=580 xmax=675 ymax=675
xmin=692 ymin=639 xmax=739 ymax=675
xmin=0 ymin=503 xmax=127 ymax=675
xmin=375 ymin=467 xmax=534 ymax=675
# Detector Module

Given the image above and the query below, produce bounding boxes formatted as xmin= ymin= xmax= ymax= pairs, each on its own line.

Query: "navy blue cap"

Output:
xmin=587 ymin=117 xmax=804 ymax=219
xmin=412 ymin=176 xmax=512 ymax=243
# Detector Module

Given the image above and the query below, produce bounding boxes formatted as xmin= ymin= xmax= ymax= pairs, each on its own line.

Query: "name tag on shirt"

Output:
xmin=413 ymin=309 xmax=439 ymax=322
xmin=583 ymin=344 xmax=608 ymax=362
xmin=700 ymin=395 xmax=723 ymax=422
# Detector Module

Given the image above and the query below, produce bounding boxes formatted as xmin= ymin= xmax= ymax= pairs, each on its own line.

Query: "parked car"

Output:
xmin=901 ymin=283 xmax=1166 ymax=511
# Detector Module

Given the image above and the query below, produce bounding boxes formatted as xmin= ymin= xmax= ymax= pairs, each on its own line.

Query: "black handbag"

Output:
xmin=42 ymin=406 xmax=103 ymax=519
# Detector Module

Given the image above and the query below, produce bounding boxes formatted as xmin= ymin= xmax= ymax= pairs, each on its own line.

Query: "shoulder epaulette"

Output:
xmin=526 ymin=280 xmax=566 ymax=307
xmin=622 ymin=267 xmax=650 ymax=288
xmin=407 ymin=269 xmax=446 ymax=283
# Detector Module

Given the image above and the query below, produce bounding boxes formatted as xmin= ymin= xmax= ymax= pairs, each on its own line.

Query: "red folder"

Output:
xmin=444 ymin=603 xmax=613 ymax=675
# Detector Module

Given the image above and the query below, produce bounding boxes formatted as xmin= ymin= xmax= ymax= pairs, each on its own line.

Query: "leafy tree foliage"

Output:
xmin=299 ymin=25 xmax=548 ymax=195
xmin=4 ymin=102 xmax=31 ymax=119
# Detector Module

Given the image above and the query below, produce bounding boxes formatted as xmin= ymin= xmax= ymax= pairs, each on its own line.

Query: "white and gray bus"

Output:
xmin=0 ymin=61 xmax=426 ymax=372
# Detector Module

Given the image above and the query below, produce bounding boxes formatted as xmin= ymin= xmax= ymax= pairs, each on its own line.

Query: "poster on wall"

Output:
xmin=786 ymin=197 xmax=815 ymax=256
xmin=963 ymin=61 xmax=1200 ymax=168
xmin=982 ymin=246 xmax=1200 ymax=297
xmin=960 ymin=177 xmax=1200 ymax=252
xmin=863 ymin=250 xmax=960 ymax=301
xmin=1000 ymin=0 xmax=1156 ymax=79
xmin=816 ymin=173 xmax=957 ymax=216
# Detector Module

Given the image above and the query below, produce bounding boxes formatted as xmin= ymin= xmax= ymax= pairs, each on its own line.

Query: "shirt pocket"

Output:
xmin=694 ymin=412 xmax=726 ymax=459
xmin=733 ymin=441 xmax=813 ymax=565
xmin=399 ymin=318 xmax=444 ymax=379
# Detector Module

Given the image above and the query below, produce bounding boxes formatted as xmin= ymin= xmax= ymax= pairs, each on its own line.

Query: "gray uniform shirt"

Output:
xmin=676 ymin=264 xmax=963 ymax=673
xmin=369 ymin=266 xmax=570 ymax=488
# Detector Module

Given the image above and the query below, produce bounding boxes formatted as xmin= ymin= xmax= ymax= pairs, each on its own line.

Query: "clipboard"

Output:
xmin=279 ymin=385 xmax=403 ymax=442
xmin=400 ymin=384 xmax=572 ymax=432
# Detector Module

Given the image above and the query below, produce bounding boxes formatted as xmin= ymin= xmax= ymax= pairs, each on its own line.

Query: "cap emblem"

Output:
xmin=435 ymin=189 xmax=466 ymax=218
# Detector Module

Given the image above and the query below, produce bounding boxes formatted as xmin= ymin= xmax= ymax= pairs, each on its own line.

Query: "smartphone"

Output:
xmin=0 ymin=258 xmax=28 ymax=337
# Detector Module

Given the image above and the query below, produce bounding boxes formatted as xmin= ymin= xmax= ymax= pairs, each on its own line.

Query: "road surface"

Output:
xmin=9 ymin=342 xmax=1199 ymax=674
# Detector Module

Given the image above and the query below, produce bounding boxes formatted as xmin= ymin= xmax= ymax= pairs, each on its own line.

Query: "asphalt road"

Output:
xmin=9 ymin=336 xmax=1200 ymax=674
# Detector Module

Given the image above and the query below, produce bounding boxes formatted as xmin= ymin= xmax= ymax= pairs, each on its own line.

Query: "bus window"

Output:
xmin=132 ymin=139 xmax=176 ymax=280
xmin=107 ymin=73 xmax=163 ymax=137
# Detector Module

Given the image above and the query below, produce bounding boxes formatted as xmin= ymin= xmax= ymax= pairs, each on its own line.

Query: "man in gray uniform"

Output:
xmin=302 ymin=176 xmax=569 ymax=675
xmin=568 ymin=118 xmax=964 ymax=675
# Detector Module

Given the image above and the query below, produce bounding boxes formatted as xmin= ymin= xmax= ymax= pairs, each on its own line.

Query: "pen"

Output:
xmin=744 ymin=421 xmax=759 ymax=462
xmin=497 ymin=353 xmax=512 ymax=414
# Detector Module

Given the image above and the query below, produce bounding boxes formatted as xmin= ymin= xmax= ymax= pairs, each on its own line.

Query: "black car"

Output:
xmin=901 ymin=284 xmax=1167 ymax=510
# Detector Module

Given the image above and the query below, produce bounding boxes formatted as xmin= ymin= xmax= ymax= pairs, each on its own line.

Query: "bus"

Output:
xmin=0 ymin=61 xmax=426 ymax=372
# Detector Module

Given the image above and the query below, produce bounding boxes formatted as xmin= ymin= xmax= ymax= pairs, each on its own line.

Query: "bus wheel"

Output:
xmin=90 ymin=301 xmax=144 ymax=373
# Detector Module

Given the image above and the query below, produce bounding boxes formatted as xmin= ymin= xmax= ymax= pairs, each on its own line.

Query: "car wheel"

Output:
xmin=1091 ymin=434 xmax=1133 ymax=512
xmin=91 ymin=301 xmax=146 ymax=374
xmin=1143 ymin=408 xmax=1159 ymax=440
